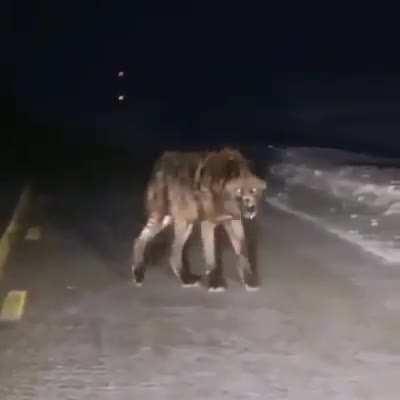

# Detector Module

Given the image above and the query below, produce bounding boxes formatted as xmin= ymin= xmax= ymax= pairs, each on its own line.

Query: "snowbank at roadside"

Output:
xmin=266 ymin=146 xmax=400 ymax=264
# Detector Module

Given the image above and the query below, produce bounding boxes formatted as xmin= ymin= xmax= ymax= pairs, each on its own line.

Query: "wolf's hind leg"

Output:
xmin=131 ymin=214 xmax=171 ymax=286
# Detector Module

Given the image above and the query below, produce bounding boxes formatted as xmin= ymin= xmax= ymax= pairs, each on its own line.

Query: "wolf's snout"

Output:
xmin=246 ymin=205 xmax=256 ymax=213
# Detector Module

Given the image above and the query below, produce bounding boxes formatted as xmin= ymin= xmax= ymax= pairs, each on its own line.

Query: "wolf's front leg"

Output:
xmin=201 ymin=221 xmax=226 ymax=291
xmin=223 ymin=219 xmax=259 ymax=291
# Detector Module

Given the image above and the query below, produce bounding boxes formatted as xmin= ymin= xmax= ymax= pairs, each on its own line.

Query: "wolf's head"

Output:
xmin=224 ymin=174 xmax=267 ymax=220
xmin=198 ymin=148 xmax=267 ymax=220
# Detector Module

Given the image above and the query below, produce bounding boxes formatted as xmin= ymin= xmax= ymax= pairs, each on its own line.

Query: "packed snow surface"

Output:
xmin=266 ymin=146 xmax=400 ymax=264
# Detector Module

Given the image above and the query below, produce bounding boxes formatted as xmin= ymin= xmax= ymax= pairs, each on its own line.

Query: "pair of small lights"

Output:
xmin=117 ymin=71 xmax=125 ymax=102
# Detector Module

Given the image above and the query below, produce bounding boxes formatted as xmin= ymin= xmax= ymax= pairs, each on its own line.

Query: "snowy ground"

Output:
xmin=266 ymin=146 xmax=400 ymax=264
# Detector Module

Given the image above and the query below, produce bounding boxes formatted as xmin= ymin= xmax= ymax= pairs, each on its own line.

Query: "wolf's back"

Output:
xmin=145 ymin=151 xmax=204 ymax=217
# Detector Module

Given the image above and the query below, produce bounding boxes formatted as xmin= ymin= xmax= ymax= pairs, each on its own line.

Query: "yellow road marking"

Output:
xmin=0 ymin=290 xmax=28 ymax=322
xmin=0 ymin=233 xmax=11 ymax=280
xmin=0 ymin=184 xmax=33 ymax=279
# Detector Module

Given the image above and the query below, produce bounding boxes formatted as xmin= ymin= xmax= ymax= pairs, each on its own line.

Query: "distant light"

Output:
xmin=117 ymin=95 xmax=125 ymax=102
xmin=118 ymin=71 xmax=125 ymax=77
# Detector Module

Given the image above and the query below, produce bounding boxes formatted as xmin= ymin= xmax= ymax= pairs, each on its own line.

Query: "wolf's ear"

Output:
xmin=256 ymin=177 xmax=267 ymax=191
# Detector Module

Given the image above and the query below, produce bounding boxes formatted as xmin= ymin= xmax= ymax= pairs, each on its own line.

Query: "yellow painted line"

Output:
xmin=0 ymin=290 xmax=28 ymax=322
xmin=0 ymin=184 xmax=32 ymax=280
xmin=0 ymin=232 xmax=11 ymax=278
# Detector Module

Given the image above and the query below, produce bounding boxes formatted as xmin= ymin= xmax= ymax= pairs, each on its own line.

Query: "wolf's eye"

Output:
xmin=250 ymin=187 xmax=257 ymax=194
xmin=236 ymin=188 xmax=243 ymax=196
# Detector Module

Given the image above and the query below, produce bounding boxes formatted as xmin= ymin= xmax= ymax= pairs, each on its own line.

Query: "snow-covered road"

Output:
xmin=1 ymin=161 xmax=399 ymax=399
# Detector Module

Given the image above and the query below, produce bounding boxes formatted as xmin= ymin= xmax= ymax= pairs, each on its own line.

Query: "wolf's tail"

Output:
xmin=145 ymin=159 xmax=169 ymax=218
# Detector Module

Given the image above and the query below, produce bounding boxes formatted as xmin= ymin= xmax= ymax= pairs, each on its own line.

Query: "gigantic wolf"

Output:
xmin=131 ymin=148 xmax=267 ymax=291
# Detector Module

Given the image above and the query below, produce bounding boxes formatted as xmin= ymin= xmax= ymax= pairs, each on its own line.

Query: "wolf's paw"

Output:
xmin=208 ymin=285 xmax=226 ymax=293
xmin=132 ymin=265 xmax=145 ymax=287
xmin=244 ymin=283 xmax=260 ymax=292
xmin=243 ymin=271 xmax=259 ymax=292
xmin=206 ymin=269 xmax=227 ymax=292
xmin=180 ymin=271 xmax=202 ymax=288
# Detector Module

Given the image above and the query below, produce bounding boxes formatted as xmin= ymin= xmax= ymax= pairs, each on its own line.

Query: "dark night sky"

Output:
xmin=14 ymin=1 xmax=400 ymax=153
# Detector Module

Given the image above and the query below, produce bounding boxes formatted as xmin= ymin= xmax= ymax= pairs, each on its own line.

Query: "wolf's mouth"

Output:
xmin=243 ymin=208 xmax=257 ymax=220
